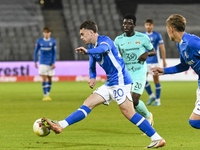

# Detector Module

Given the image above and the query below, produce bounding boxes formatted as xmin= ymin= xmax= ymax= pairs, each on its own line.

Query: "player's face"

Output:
xmin=123 ymin=19 xmax=135 ymax=34
xmin=80 ymin=28 xmax=93 ymax=45
xmin=145 ymin=22 xmax=154 ymax=33
xmin=43 ymin=31 xmax=51 ymax=39
xmin=166 ymin=25 xmax=175 ymax=41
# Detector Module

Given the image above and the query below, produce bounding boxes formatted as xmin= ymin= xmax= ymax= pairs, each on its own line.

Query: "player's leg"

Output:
xmin=42 ymin=93 xmax=105 ymax=134
xmin=152 ymin=75 xmax=161 ymax=106
xmin=189 ymin=88 xmax=200 ymax=129
xmin=41 ymin=75 xmax=49 ymax=100
xmin=132 ymin=80 xmax=154 ymax=126
xmin=145 ymin=68 xmax=156 ymax=105
xmin=39 ymin=65 xmax=49 ymax=101
xmin=45 ymin=76 xmax=52 ymax=100
xmin=42 ymin=85 xmax=109 ymax=134
xmin=119 ymin=98 xmax=165 ymax=148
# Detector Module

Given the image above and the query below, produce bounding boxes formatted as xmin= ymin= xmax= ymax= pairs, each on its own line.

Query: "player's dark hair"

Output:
xmin=123 ymin=13 xmax=136 ymax=25
xmin=166 ymin=14 xmax=186 ymax=32
xmin=145 ymin=19 xmax=154 ymax=24
xmin=43 ymin=26 xmax=51 ymax=32
xmin=79 ymin=20 xmax=98 ymax=33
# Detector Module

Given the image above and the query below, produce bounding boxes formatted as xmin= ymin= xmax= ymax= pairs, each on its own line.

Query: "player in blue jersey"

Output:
xmin=34 ymin=26 xmax=56 ymax=101
xmin=144 ymin=19 xmax=167 ymax=106
xmin=114 ymin=14 xmax=155 ymax=127
xmin=40 ymin=20 xmax=165 ymax=148
xmin=152 ymin=14 xmax=200 ymax=129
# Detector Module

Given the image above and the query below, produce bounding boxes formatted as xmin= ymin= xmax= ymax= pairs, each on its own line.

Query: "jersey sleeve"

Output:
xmin=164 ymin=55 xmax=190 ymax=74
xmin=188 ymin=37 xmax=200 ymax=50
xmin=143 ymin=34 xmax=153 ymax=51
xmin=34 ymin=39 xmax=40 ymax=62
xmin=89 ymin=54 xmax=97 ymax=79
xmin=52 ymin=40 xmax=57 ymax=64
xmin=157 ymin=33 xmax=164 ymax=45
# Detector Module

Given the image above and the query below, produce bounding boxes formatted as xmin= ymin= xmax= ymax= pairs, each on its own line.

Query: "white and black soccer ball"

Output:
xmin=33 ymin=118 xmax=50 ymax=137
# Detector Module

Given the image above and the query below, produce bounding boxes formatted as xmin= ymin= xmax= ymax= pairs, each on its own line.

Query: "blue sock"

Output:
xmin=130 ymin=113 xmax=156 ymax=137
xmin=189 ymin=119 xmax=200 ymax=129
xmin=145 ymin=81 xmax=153 ymax=96
xmin=47 ymin=82 xmax=52 ymax=93
xmin=42 ymin=82 xmax=48 ymax=96
xmin=65 ymin=105 xmax=91 ymax=125
xmin=155 ymin=83 xmax=161 ymax=99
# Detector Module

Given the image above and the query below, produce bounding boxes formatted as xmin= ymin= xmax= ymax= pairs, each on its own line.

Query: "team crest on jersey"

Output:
xmin=49 ymin=42 xmax=52 ymax=46
xmin=135 ymin=40 xmax=141 ymax=45
xmin=128 ymin=42 xmax=131 ymax=44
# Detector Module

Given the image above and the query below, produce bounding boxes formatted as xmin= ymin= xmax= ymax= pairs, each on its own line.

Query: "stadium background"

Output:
xmin=0 ymin=0 xmax=199 ymax=81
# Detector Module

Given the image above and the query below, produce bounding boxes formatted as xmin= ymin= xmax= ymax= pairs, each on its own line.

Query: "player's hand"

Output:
xmin=138 ymin=52 xmax=148 ymax=61
xmin=52 ymin=63 xmax=55 ymax=69
xmin=75 ymin=47 xmax=87 ymax=54
xmin=151 ymin=67 xmax=164 ymax=75
xmin=35 ymin=63 xmax=38 ymax=68
xmin=88 ymin=78 xmax=96 ymax=89
xmin=163 ymin=61 xmax=167 ymax=68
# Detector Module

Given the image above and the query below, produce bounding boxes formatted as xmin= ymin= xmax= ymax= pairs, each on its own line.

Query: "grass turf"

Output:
xmin=0 ymin=81 xmax=199 ymax=150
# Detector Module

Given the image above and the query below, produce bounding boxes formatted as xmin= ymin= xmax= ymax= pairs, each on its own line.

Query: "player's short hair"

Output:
xmin=79 ymin=20 xmax=98 ymax=33
xmin=145 ymin=19 xmax=154 ymax=24
xmin=166 ymin=14 xmax=186 ymax=32
xmin=43 ymin=26 xmax=51 ymax=32
xmin=123 ymin=13 xmax=136 ymax=25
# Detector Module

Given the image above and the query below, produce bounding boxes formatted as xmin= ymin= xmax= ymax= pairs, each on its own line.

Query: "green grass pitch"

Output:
xmin=0 ymin=81 xmax=200 ymax=150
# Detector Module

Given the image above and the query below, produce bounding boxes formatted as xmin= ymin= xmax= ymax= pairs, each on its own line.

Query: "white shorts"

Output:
xmin=93 ymin=84 xmax=132 ymax=105
xmin=193 ymin=88 xmax=200 ymax=115
xmin=147 ymin=63 xmax=161 ymax=73
xmin=39 ymin=64 xmax=55 ymax=76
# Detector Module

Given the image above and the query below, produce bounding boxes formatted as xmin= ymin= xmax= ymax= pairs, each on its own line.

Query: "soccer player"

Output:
xmin=114 ymin=14 xmax=155 ymax=126
xmin=152 ymin=14 xmax=200 ymax=129
xmin=40 ymin=20 xmax=165 ymax=148
xmin=144 ymin=19 xmax=167 ymax=106
xmin=34 ymin=26 xmax=56 ymax=101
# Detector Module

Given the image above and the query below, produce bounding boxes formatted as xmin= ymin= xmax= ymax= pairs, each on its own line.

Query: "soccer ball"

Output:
xmin=33 ymin=118 xmax=50 ymax=137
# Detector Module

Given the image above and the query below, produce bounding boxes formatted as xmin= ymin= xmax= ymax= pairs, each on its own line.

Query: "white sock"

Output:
xmin=149 ymin=93 xmax=155 ymax=98
xmin=151 ymin=132 xmax=162 ymax=141
xmin=155 ymin=98 xmax=160 ymax=103
xmin=58 ymin=120 xmax=69 ymax=128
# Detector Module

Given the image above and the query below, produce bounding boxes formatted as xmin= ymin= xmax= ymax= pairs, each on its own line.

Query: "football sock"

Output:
xmin=47 ymin=82 xmax=52 ymax=94
xmin=145 ymin=81 xmax=153 ymax=96
xmin=130 ymin=113 xmax=156 ymax=138
xmin=189 ymin=119 xmax=200 ymax=129
xmin=42 ymin=82 xmax=48 ymax=96
xmin=64 ymin=105 xmax=91 ymax=126
xmin=135 ymin=100 xmax=150 ymax=118
xmin=155 ymin=83 xmax=161 ymax=100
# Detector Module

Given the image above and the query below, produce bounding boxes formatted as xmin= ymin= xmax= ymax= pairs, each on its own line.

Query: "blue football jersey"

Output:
xmin=144 ymin=31 xmax=164 ymax=64
xmin=164 ymin=32 xmax=200 ymax=85
xmin=87 ymin=35 xmax=132 ymax=86
xmin=34 ymin=37 xmax=56 ymax=65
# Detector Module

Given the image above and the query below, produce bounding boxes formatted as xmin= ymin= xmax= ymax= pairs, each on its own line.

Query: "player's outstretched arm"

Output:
xmin=151 ymin=67 xmax=164 ymax=75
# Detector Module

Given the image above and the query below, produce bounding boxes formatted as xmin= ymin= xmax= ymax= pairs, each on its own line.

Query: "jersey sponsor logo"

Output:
xmin=125 ymin=52 xmax=137 ymax=61
xmin=135 ymin=40 xmax=141 ymax=45
xmin=128 ymin=42 xmax=131 ymax=44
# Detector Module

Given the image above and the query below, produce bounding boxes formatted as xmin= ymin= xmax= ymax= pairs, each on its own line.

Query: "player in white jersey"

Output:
xmin=152 ymin=14 xmax=200 ymax=129
xmin=40 ymin=20 xmax=165 ymax=148
xmin=34 ymin=26 xmax=56 ymax=101
xmin=144 ymin=19 xmax=167 ymax=106
xmin=115 ymin=14 xmax=155 ymax=126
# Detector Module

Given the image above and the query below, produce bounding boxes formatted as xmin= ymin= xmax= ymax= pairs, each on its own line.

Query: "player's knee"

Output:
xmin=189 ymin=119 xmax=200 ymax=129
